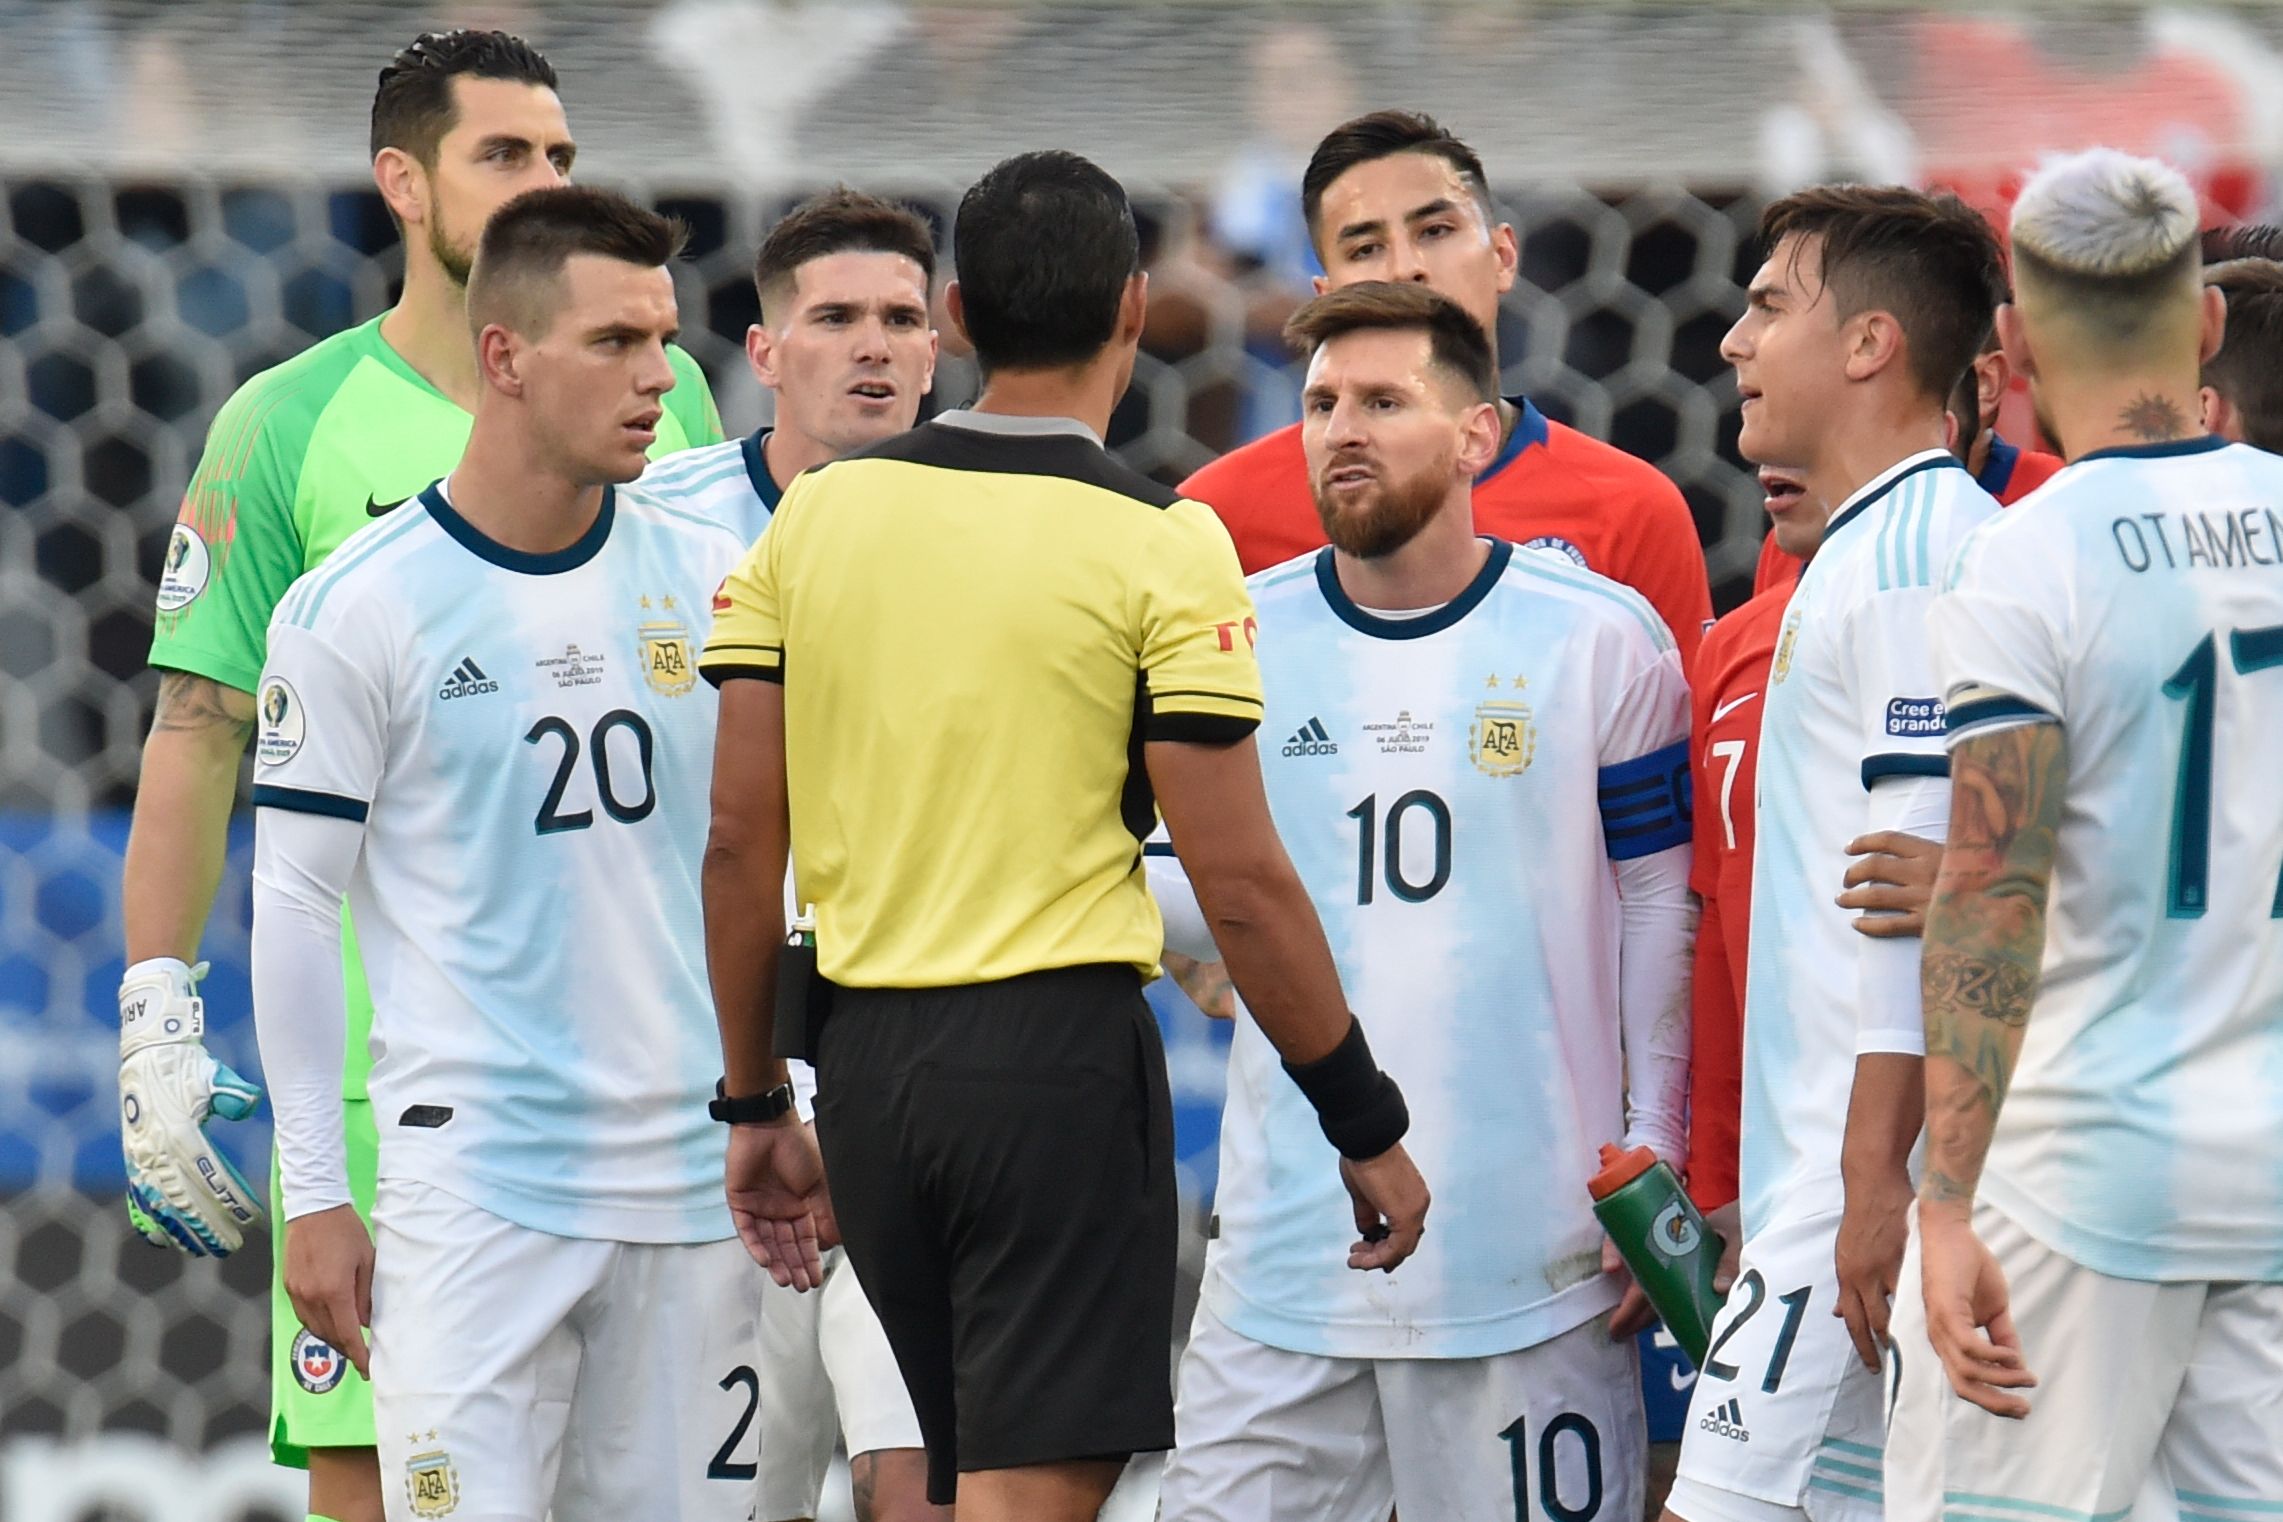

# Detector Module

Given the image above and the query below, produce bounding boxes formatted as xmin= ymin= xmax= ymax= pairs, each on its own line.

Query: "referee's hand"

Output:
xmin=725 ymin=1119 xmax=837 ymax=1292
xmin=1340 ymin=1143 xmax=1430 ymax=1272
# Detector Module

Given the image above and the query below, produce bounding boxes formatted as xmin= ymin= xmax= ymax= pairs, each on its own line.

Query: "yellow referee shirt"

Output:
xmin=701 ymin=411 xmax=1264 ymax=987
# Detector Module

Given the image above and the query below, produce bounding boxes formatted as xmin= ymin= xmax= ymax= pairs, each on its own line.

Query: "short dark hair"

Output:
xmin=2204 ymin=257 xmax=2283 ymax=451
xmin=1283 ymin=281 xmax=1498 ymax=404
xmin=371 ymin=29 xmax=557 ymax=166
xmin=1759 ymin=184 xmax=2008 ymax=404
xmin=2205 ymin=224 xmax=2283 ymax=264
xmin=952 ymin=150 xmax=1138 ymax=374
xmin=753 ymin=188 xmax=938 ymax=324
xmin=1302 ymin=111 xmax=1494 ymax=247
xmin=467 ymin=186 xmax=686 ymax=338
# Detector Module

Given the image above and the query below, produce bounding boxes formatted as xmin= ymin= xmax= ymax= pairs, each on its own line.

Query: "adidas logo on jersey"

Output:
xmin=438 ymin=657 xmax=499 ymax=701
xmin=1282 ymin=717 xmax=1339 ymax=757
xmin=1698 ymin=1398 xmax=1749 ymax=1442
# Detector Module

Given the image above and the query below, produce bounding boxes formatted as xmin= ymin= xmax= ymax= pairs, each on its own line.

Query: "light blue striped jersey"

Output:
xmin=1742 ymin=450 xmax=1999 ymax=1234
xmin=628 ymin=428 xmax=783 ymax=549
xmin=252 ymin=481 xmax=746 ymax=1242
xmin=1201 ymin=540 xmax=1691 ymax=1359
xmin=1935 ymin=436 xmax=2283 ymax=1281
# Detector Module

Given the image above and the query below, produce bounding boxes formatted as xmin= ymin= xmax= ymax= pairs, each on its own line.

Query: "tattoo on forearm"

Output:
xmin=1918 ymin=722 xmax=2067 ymax=1205
xmin=152 ymin=672 xmax=255 ymax=745
xmin=2119 ymin=391 xmax=2190 ymax=443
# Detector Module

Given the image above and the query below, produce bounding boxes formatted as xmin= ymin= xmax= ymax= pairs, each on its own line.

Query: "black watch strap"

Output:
xmin=709 ymin=1078 xmax=796 ymax=1124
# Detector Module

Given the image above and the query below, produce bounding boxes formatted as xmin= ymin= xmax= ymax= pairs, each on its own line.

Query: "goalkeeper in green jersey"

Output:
xmin=115 ymin=28 xmax=722 ymax=1522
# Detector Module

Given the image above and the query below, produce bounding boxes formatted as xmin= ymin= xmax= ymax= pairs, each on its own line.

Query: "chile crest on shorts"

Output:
xmin=289 ymin=1326 xmax=346 ymax=1393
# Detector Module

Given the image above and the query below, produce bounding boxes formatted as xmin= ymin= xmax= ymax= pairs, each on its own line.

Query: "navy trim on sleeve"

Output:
xmin=1944 ymin=694 xmax=2057 ymax=737
xmin=1860 ymin=753 xmax=1950 ymax=789
xmin=1598 ymin=739 xmax=1691 ymax=860
xmin=251 ymin=784 xmax=370 ymax=822
xmin=1142 ymin=841 xmax=1178 ymax=858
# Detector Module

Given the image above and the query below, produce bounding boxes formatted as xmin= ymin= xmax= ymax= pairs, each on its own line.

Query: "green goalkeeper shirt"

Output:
xmin=148 ymin=313 xmax=724 ymax=1099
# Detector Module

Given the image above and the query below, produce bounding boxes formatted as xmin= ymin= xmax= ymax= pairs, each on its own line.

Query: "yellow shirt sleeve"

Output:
xmin=700 ymin=487 xmax=788 ymax=685
xmin=1137 ymin=498 xmax=1265 ymax=740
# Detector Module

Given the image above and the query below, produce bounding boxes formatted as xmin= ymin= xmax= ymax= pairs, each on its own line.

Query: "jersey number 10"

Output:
xmin=1345 ymin=790 xmax=1453 ymax=904
xmin=2161 ymin=625 xmax=2283 ymax=918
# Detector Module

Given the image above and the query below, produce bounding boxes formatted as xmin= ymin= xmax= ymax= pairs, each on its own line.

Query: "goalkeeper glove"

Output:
xmin=119 ymin=957 xmax=265 ymax=1255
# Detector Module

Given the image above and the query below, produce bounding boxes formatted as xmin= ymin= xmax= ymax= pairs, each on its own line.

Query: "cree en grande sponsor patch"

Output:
xmin=1884 ymin=696 xmax=1945 ymax=738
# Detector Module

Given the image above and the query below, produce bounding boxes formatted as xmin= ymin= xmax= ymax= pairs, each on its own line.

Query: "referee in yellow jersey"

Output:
xmin=698 ymin=150 xmax=1432 ymax=1522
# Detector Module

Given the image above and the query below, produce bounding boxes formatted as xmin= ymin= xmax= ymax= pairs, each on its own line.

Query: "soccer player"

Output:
xmin=1149 ymin=281 xmax=1692 ymax=1521
xmin=1179 ymin=110 xmax=1713 ymax=665
xmin=639 ymin=188 xmax=946 ymax=1522
xmin=700 ymin=150 xmax=1429 ymax=1522
xmin=249 ymin=187 xmax=755 ymax=1522
xmin=1666 ymin=186 xmax=2006 ymax=1522
xmin=114 ymin=30 xmax=721 ymax=1522
xmin=2199 ymin=251 xmax=2283 ymax=450
xmin=1887 ymin=147 xmax=2283 ymax=1517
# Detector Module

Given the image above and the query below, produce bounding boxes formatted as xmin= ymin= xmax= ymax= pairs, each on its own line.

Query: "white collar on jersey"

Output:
xmin=1823 ymin=448 xmax=1963 ymax=541
xmin=932 ymin=409 xmax=1104 ymax=447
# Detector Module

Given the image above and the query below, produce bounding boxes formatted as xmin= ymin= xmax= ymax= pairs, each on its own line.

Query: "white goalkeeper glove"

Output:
xmin=119 ymin=957 xmax=265 ymax=1256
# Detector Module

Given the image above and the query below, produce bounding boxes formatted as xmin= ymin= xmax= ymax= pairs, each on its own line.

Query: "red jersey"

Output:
xmin=1683 ymin=575 xmax=1794 ymax=1211
xmin=1749 ymin=433 xmax=2061 ymax=596
xmin=1180 ymin=399 xmax=1712 ymax=667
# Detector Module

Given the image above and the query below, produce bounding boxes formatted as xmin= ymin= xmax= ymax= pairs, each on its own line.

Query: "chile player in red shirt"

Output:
xmin=1180 ymin=110 xmax=1713 ymax=666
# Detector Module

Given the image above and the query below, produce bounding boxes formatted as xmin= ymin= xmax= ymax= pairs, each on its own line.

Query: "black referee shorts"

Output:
xmin=812 ymin=963 xmax=1177 ymax=1506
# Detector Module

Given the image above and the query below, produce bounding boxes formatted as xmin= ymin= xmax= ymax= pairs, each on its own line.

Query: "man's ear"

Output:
xmin=2202 ymin=384 xmax=2241 ymax=442
xmin=746 ymin=323 xmax=779 ymax=392
xmin=944 ymin=279 xmax=972 ymax=348
xmin=1455 ymin=398 xmax=1502 ymax=478
xmin=1842 ymin=310 xmax=1906 ymax=384
xmin=2199 ymin=282 xmax=2227 ymax=368
xmin=1995 ymin=303 xmax=2035 ymax=385
xmin=1490 ymin=219 xmax=1520 ymax=296
xmin=373 ymin=147 xmax=428 ymax=229
xmin=1973 ymin=348 xmax=2010 ymax=430
xmin=476 ymin=323 xmax=522 ymax=396
xmin=1117 ymin=270 xmax=1149 ymax=345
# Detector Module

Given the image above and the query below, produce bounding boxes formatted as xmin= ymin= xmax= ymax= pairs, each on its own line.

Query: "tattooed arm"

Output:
xmin=1914 ymin=716 xmax=2064 ymax=1417
xmin=1919 ymin=720 xmax=2066 ymax=1206
xmin=122 ymin=671 xmax=258 ymax=960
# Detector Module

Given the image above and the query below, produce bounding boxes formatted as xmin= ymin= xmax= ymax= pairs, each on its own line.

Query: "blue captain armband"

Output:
xmin=1598 ymin=740 xmax=1691 ymax=860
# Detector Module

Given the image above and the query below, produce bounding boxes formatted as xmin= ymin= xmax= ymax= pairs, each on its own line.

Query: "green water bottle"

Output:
xmin=1588 ymin=1143 xmax=1725 ymax=1366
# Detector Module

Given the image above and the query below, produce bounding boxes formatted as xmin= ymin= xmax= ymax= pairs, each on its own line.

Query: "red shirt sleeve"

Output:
xmin=1599 ymin=467 xmax=1712 ymax=670
xmin=1687 ymin=888 xmax=1741 ymax=1212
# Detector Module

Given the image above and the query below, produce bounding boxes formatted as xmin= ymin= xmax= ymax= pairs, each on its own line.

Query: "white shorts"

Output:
xmin=368 ymin=1179 xmax=762 ymax=1522
xmin=1158 ymin=1300 xmax=1645 ymax=1522
xmin=754 ymin=1245 xmax=925 ymax=1522
xmin=1673 ymin=1210 xmax=1885 ymax=1522
xmin=1886 ymin=1196 xmax=2283 ymax=1520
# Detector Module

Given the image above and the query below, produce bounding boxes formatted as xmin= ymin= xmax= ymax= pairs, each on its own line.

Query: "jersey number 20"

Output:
xmin=526 ymin=710 xmax=658 ymax=835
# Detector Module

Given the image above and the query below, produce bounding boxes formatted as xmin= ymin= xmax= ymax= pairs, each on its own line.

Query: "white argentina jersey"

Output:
xmin=1935 ymin=437 xmax=2283 ymax=1282
xmin=631 ymin=429 xmax=782 ymax=548
xmin=253 ymin=481 xmax=745 ymax=1242
xmin=1742 ymin=450 xmax=1999 ymax=1234
xmin=1200 ymin=540 xmax=1690 ymax=1359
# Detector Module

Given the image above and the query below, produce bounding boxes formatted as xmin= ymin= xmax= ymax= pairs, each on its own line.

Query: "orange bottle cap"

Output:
xmin=1587 ymin=1143 xmax=1658 ymax=1200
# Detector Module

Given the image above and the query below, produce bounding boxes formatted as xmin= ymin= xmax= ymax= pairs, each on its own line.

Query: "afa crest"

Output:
xmin=406 ymin=1447 xmax=461 ymax=1518
xmin=639 ymin=610 xmax=696 ymax=698
xmin=1771 ymin=615 xmax=1800 ymax=685
xmin=1469 ymin=698 xmax=1536 ymax=777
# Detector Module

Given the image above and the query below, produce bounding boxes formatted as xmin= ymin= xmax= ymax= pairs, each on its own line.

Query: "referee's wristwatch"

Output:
xmin=708 ymin=1078 xmax=797 ymax=1125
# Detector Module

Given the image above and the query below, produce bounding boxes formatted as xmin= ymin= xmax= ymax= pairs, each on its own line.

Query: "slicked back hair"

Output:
xmin=952 ymin=150 xmax=1139 ymax=374
xmin=1284 ymin=281 xmax=1498 ymax=405
xmin=2204 ymin=257 xmax=2283 ymax=451
xmin=467 ymin=186 xmax=686 ymax=340
xmin=754 ymin=188 xmax=938 ymax=325
xmin=1302 ymin=110 xmax=1494 ymax=248
xmin=2010 ymin=149 xmax=2202 ymax=352
xmin=1759 ymin=184 xmax=2008 ymax=404
xmin=370 ymin=29 xmax=557 ymax=166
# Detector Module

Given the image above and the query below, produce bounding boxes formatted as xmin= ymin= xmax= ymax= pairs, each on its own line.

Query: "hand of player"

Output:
xmin=725 ymin=1118 xmax=834 ymax=1291
xmin=1162 ymin=952 xmax=1237 ymax=1021
xmin=1703 ymin=1199 xmax=1743 ymax=1294
xmin=1600 ymin=1236 xmax=1657 ymax=1340
xmin=283 ymin=1203 xmax=374 ymax=1380
xmin=1339 ymin=1142 xmax=1429 ymax=1273
xmin=1836 ymin=831 xmax=1943 ymax=938
xmin=1833 ymin=1166 xmax=1912 ymax=1370
xmin=1917 ymin=1198 xmax=2036 ymax=1417
xmin=117 ymin=958 xmax=266 ymax=1256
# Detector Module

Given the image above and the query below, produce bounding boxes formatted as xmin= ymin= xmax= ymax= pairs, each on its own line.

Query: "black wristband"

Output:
xmin=708 ymin=1078 xmax=796 ymax=1125
xmin=1281 ymin=1017 xmax=1409 ymax=1161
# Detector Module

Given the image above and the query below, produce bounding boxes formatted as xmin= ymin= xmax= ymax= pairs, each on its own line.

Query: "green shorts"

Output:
xmin=269 ymin=1097 xmax=378 ymax=1467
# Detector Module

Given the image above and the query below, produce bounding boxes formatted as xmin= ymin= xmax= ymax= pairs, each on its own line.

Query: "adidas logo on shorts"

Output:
xmin=438 ymin=656 xmax=499 ymax=701
xmin=1698 ymin=1397 xmax=1749 ymax=1442
xmin=1282 ymin=717 xmax=1339 ymax=757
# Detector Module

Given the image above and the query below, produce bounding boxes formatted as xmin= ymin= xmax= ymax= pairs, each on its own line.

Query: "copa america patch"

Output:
xmin=155 ymin=523 xmax=211 ymax=612
xmin=290 ymin=1327 xmax=348 ymax=1393
xmin=1518 ymin=534 xmax=1590 ymax=568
